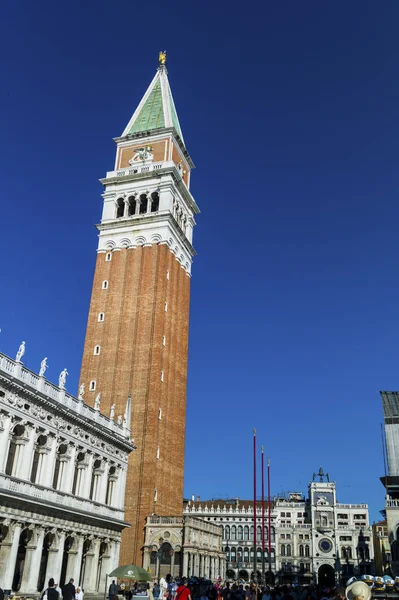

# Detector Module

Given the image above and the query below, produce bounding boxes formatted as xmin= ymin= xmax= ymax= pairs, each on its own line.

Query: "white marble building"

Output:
xmin=0 ymin=348 xmax=134 ymax=595
xmin=142 ymin=515 xmax=226 ymax=580
xmin=184 ymin=469 xmax=374 ymax=585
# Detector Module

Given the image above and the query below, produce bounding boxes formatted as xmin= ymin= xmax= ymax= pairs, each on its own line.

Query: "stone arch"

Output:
xmin=105 ymin=240 xmax=116 ymax=249
xmin=150 ymin=233 xmax=162 ymax=244
xmin=135 ymin=236 xmax=147 ymax=246
xmin=120 ymin=237 xmax=131 ymax=248
xmin=318 ymin=563 xmax=335 ymax=587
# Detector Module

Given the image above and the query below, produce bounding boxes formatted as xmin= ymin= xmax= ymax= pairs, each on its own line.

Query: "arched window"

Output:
xmin=270 ymin=526 xmax=276 ymax=542
xmin=128 ymin=196 xmax=137 ymax=216
xmin=139 ymin=193 xmax=148 ymax=214
xmin=89 ymin=458 xmax=102 ymax=500
xmin=5 ymin=424 xmax=26 ymax=477
xmin=230 ymin=546 xmax=236 ymax=561
xmin=105 ymin=252 xmax=112 ymax=262
xmin=30 ymin=434 xmax=47 ymax=484
xmin=89 ymin=380 xmax=96 ymax=391
xmin=102 ymin=280 xmax=108 ymax=289
xmin=305 ymin=544 xmax=310 ymax=557
xmin=250 ymin=525 xmax=254 ymax=540
xmin=231 ymin=525 xmax=237 ymax=541
xmin=72 ymin=451 xmax=86 ymax=496
xmin=93 ymin=345 xmax=100 ymax=356
xmin=322 ymin=516 xmax=328 ymax=527
xmin=281 ymin=544 xmax=286 ymax=557
xmin=98 ymin=313 xmax=104 ymax=322
xmin=151 ymin=191 xmax=160 ymax=212
xmin=243 ymin=547 xmax=249 ymax=562
xmin=225 ymin=546 xmax=230 ymax=561
xmin=257 ymin=525 xmax=262 ymax=539
xmin=52 ymin=443 xmax=68 ymax=490
xmin=116 ymin=198 xmax=124 ymax=218
xmin=225 ymin=525 xmax=230 ymax=540
xmin=299 ymin=544 xmax=304 ymax=557
xmin=105 ymin=465 xmax=117 ymax=505
xmin=286 ymin=544 xmax=291 ymax=556
xmin=238 ymin=525 xmax=243 ymax=540
xmin=244 ymin=525 xmax=249 ymax=540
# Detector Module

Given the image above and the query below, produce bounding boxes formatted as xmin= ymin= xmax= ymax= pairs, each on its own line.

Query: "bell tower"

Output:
xmin=79 ymin=52 xmax=200 ymax=564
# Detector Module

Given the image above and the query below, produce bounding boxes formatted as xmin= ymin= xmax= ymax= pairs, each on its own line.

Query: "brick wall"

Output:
xmin=79 ymin=244 xmax=190 ymax=564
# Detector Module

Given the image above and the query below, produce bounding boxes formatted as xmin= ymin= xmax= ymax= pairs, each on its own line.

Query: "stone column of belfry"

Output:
xmin=79 ymin=53 xmax=199 ymax=565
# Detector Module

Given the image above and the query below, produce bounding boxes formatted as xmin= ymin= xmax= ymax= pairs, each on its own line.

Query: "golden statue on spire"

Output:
xmin=159 ymin=50 xmax=167 ymax=66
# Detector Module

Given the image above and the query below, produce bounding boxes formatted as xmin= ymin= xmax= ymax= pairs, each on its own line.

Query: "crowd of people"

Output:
xmin=147 ymin=576 xmax=372 ymax=600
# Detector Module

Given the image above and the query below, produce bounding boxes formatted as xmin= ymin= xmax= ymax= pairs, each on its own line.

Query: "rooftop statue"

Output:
xmin=59 ymin=368 xmax=68 ymax=389
xmin=39 ymin=357 xmax=48 ymax=377
xmin=16 ymin=341 xmax=25 ymax=363
xmin=159 ymin=50 xmax=167 ymax=66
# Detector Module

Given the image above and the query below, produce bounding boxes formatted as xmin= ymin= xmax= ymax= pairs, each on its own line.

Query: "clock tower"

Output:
xmin=79 ymin=53 xmax=199 ymax=564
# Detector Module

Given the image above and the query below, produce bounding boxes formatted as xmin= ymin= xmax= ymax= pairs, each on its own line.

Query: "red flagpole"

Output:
xmin=253 ymin=428 xmax=257 ymax=582
xmin=268 ymin=458 xmax=271 ymax=575
xmin=261 ymin=446 xmax=265 ymax=583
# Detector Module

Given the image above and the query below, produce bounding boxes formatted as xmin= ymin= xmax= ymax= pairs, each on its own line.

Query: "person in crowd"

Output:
xmin=175 ymin=579 xmax=191 ymax=600
xmin=55 ymin=583 xmax=63 ymax=598
xmin=109 ymin=580 xmax=119 ymax=600
xmin=159 ymin=577 xmax=168 ymax=600
xmin=153 ymin=581 xmax=160 ymax=600
xmin=63 ymin=579 xmax=76 ymax=600
xmin=345 ymin=581 xmax=371 ymax=600
xmin=42 ymin=578 xmax=60 ymax=600
xmin=222 ymin=583 xmax=232 ymax=600
xmin=262 ymin=587 xmax=271 ymax=600
xmin=333 ymin=589 xmax=345 ymax=600
xmin=75 ymin=587 xmax=84 ymax=600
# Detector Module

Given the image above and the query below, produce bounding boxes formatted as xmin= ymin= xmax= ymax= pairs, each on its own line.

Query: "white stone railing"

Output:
xmin=0 ymin=472 xmax=125 ymax=522
xmin=387 ymin=499 xmax=399 ymax=507
xmin=338 ymin=503 xmax=368 ymax=509
xmin=147 ymin=516 xmax=183 ymax=525
xmin=0 ymin=353 xmax=129 ymax=439
xmin=106 ymin=161 xmax=170 ymax=179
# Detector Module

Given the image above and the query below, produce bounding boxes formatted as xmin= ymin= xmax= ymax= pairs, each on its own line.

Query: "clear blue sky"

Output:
xmin=1 ymin=0 xmax=398 ymax=522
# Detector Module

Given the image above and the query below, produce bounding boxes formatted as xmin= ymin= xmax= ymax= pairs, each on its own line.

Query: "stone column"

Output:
xmin=170 ymin=550 xmax=175 ymax=578
xmin=44 ymin=531 xmax=66 ymax=590
xmin=98 ymin=542 xmax=112 ymax=592
xmin=66 ymin=535 xmax=84 ymax=584
xmin=18 ymin=426 xmax=36 ymax=480
xmin=143 ymin=548 xmax=151 ymax=572
xmin=96 ymin=462 xmax=109 ymax=504
xmin=183 ymin=551 xmax=189 ymax=578
xmin=83 ymin=538 xmax=101 ymax=593
xmin=81 ymin=453 xmax=94 ymax=498
xmin=61 ymin=445 xmax=76 ymax=493
xmin=0 ymin=414 xmax=12 ymax=473
xmin=40 ymin=435 xmax=57 ymax=487
xmin=0 ymin=522 xmax=22 ymax=590
xmin=195 ymin=553 xmax=199 ymax=577
xmin=20 ymin=527 xmax=45 ymax=593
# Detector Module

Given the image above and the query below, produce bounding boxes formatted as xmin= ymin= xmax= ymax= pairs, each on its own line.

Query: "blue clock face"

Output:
xmin=319 ymin=539 xmax=332 ymax=553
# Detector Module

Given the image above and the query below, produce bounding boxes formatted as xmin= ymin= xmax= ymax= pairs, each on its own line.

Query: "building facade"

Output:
xmin=380 ymin=391 xmax=399 ymax=575
xmin=142 ymin=515 xmax=225 ymax=580
xmin=0 ymin=349 xmax=133 ymax=594
xmin=372 ymin=520 xmax=390 ymax=576
xmin=79 ymin=54 xmax=199 ymax=565
xmin=184 ymin=470 xmax=374 ymax=585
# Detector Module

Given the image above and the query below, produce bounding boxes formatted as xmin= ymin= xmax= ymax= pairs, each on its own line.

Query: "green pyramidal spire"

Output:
xmin=122 ymin=52 xmax=184 ymax=143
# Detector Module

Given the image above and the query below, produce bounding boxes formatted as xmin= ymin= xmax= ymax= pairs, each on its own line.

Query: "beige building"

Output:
xmin=372 ymin=520 xmax=390 ymax=576
xmin=143 ymin=515 xmax=225 ymax=580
